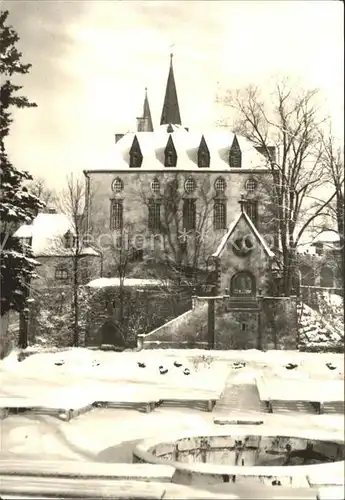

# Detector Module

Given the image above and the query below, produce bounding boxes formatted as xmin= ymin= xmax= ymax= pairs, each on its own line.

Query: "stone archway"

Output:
xmin=98 ymin=319 xmax=125 ymax=347
xmin=230 ymin=271 xmax=256 ymax=297
xmin=320 ymin=267 xmax=334 ymax=288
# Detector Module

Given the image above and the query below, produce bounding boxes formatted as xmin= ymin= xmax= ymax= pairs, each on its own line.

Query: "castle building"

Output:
xmin=84 ymin=55 xmax=279 ymax=300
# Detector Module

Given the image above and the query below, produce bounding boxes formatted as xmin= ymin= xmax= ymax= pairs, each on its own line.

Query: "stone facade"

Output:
xmin=86 ymin=170 xmax=277 ymax=275
xmin=33 ymin=255 xmax=102 ymax=289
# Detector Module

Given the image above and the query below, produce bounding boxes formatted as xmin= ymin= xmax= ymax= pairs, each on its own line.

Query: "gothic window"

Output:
xmin=151 ymin=177 xmax=160 ymax=194
xmin=112 ymin=177 xmax=124 ymax=193
xmin=129 ymin=135 xmax=143 ymax=168
xmin=213 ymin=201 xmax=227 ymax=230
xmin=198 ymin=135 xmax=210 ymax=168
xmin=214 ymin=176 xmax=226 ymax=193
xmin=148 ymin=199 xmax=161 ymax=232
xmin=229 ymin=135 xmax=242 ymax=168
xmin=164 ymin=135 xmax=177 ymax=167
xmin=184 ymin=177 xmax=196 ymax=194
xmin=230 ymin=271 xmax=256 ymax=297
xmin=110 ymin=199 xmax=123 ymax=230
xmin=183 ymin=199 xmax=196 ymax=231
xmin=55 ymin=265 xmax=69 ymax=281
xmin=244 ymin=200 xmax=258 ymax=228
xmin=245 ymin=178 xmax=258 ymax=193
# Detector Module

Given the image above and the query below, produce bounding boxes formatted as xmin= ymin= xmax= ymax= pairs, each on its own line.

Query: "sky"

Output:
xmin=3 ymin=0 xmax=344 ymax=188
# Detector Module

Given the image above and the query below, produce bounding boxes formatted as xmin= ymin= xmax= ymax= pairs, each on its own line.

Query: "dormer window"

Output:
xmin=198 ymin=135 xmax=210 ymax=168
xmin=229 ymin=135 xmax=242 ymax=168
xmin=164 ymin=135 xmax=177 ymax=167
xmin=129 ymin=135 xmax=143 ymax=168
xmin=64 ymin=230 xmax=76 ymax=249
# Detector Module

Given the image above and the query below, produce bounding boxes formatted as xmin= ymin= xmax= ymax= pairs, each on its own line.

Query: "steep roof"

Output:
xmin=87 ymin=126 xmax=269 ymax=172
xmin=13 ymin=213 xmax=99 ymax=257
xmin=212 ymin=211 xmax=275 ymax=258
xmin=160 ymin=54 xmax=181 ymax=126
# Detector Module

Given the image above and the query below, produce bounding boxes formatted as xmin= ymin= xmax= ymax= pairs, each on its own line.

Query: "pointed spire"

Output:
xmin=137 ymin=88 xmax=154 ymax=132
xmin=160 ymin=54 xmax=182 ymax=126
xmin=143 ymin=87 xmax=154 ymax=132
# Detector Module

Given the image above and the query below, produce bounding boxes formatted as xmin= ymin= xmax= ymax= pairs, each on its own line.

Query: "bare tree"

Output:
xmin=27 ymin=177 xmax=56 ymax=210
xmin=319 ymin=130 xmax=344 ymax=284
xmin=57 ymin=174 xmax=98 ymax=346
xmin=137 ymin=173 xmax=219 ymax=294
xmin=217 ymin=80 xmax=337 ymax=295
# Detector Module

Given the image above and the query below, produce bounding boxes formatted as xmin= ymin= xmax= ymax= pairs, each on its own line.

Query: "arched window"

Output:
xmin=245 ymin=178 xmax=258 ymax=193
xmin=112 ymin=177 xmax=123 ymax=193
xmin=230 ymin=271 xmax=256 ymax=296
xmin=184 ymin=177 xmax=196 ymax=194
xmin=214 ymin=176 xmax=226 ymax=193
xmin=151 ymin=177 xmax=160 ymax=194
xmin=320 ymin=267 xmax=334 ymax=288
xmin=300 ymin=264 xmax=315 ymax=286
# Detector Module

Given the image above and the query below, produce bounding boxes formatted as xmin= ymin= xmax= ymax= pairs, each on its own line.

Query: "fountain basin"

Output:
xmin=133 ymin=427 xmax=344 ymax=488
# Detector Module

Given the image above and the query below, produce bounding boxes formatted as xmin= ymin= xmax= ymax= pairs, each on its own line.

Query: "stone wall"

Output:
xmin=214 ymin=302 xmax=260 ymax=350
xmin=214 ymin=296 xmax=297 ymax=350
xmin=0 ymin=311 xmax=19 ymax=359
xmin=138 ymin=300 xmax=208 ymax=349
xmin=260 ymin=296 xmax=298 ymax=349
xmin=86 ymin=286 xmax=191 ymax=348
xmin=33 ymin=255 xmax=101 ymax=289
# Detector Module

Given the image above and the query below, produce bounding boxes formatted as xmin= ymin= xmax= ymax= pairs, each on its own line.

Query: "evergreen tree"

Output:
xmin=0 ymin=10 xmax=44 ymax=320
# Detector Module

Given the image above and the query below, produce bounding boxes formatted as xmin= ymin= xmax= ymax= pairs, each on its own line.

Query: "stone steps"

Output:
xmin=214 ymin=373 xmax=265 ymax=415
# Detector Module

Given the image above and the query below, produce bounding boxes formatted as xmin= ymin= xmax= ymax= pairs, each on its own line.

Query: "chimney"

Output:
xmin=115 ymin=133 xmax=124 ymax=143
xmin=136 ymin=117 xmax=149 ymax=132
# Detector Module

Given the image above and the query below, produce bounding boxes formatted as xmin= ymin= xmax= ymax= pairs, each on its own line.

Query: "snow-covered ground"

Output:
xmin=0 ymin=348 xmax=343 ymax=464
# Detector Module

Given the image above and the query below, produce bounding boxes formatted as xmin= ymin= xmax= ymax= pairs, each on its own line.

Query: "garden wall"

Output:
xmin=138 ymin=300 xmax=209 ymax=349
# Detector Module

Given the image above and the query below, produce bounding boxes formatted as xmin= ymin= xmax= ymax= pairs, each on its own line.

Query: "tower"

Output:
xmin=136 ymin=88 xmax=154 ymax=132
xmin=160 ymin=54 xmax=182 ymax=126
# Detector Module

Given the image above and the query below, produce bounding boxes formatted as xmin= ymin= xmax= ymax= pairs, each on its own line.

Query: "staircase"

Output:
xmin=214 ymin=370 xmax=264 ymax=415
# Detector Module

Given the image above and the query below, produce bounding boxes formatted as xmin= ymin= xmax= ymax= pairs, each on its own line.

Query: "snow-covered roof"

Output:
xmin=311 ymin=231 xmax=341 ymax=244
xmin=86 ymin=127 xmax=269 ymax=172
xmin=212 ymin=211 xmax=275 ymax=258
xmin=86 ymin=277 xmax=163 ymax=288
xmin=13 ymin=214 xmax=100 ymax=257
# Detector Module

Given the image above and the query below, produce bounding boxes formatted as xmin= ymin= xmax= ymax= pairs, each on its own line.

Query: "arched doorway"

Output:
xmin=230 ymin=271 xmax=256 ymax=297
xmin=320 ymin=267 xmax=334 ymax=288
xmin=300 ymin=264 xmax=315 ymax=286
